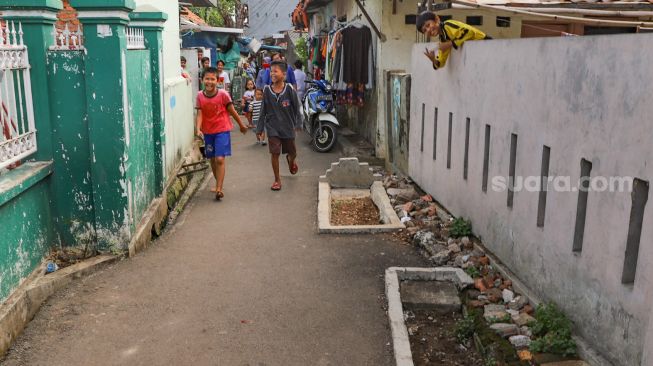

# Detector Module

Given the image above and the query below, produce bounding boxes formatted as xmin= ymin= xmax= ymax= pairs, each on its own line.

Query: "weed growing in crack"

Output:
xmin=529 ymin=302 xmax=577 ymax=356
xmin=454 ymin=316 xmax=475 ymax=344
xmin=450 ymin=217 xmax=472 ymax=238
xmin=465 ymin=266 xmax=481 ymax=278
xmin=484 ymin=356 xmax=497 ymax=366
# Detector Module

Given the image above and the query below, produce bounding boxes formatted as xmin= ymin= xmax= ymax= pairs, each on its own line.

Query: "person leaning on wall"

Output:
xmin=417 ymin=11 xmax=492 ymax=70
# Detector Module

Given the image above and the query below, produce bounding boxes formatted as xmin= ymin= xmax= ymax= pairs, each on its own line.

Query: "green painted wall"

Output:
xmin=46 ymin=51 xmax=96 ymax=247
xmin=80 ymin=24 xmax=131 ymax=249
xmin=126 ymin=50 xmax=155 ymax=229
xmin=0 ymin=169 xmax=54 ymax=301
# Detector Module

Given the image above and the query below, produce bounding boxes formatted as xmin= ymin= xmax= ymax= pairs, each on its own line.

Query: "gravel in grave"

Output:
xmin=405 ymin=308 xmax=485 ymax=366
xmin=330 ymin=197 xmax=381 ymax=226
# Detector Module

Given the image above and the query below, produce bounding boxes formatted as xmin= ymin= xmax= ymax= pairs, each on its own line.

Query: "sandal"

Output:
xmin=271 ymin=182 xmax=282 ymax=191
xmin=286 ymin=156 xmax=299 ymax=175
xmin=215 ymin=190 xmax=224 ymax=200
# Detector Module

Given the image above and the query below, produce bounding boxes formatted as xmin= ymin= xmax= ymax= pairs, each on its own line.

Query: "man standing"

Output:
xmin=262 ymin=53 xmax=297 ymax=90
xmin=216 ymin=60 xmax=231 ymax=91
xmin=256 ymin=56 xmax=271 ymax=89
xmin=293 ymin=60 xmax=307 ymax=101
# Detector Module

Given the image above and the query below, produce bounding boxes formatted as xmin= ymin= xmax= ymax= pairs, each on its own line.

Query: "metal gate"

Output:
xmin=0 ymin=21 xmax=36 ymax=169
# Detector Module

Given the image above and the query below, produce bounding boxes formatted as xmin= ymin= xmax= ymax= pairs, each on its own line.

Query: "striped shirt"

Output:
xmin=251 ymin=100 xmax=263 ymax=125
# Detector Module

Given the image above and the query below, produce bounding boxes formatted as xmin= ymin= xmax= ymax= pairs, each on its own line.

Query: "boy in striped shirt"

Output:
xmin=250 ymin=89 xmax=266 ymax=145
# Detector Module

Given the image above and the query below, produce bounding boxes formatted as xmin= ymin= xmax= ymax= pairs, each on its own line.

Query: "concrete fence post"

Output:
xmin=129 ymin=11 xmax=168 ymax=195
xmin=69 ymin=0 xmax=135 ymax=250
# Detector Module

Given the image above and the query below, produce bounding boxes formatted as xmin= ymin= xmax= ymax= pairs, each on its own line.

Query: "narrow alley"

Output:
xmin=1 ymin=131 xmax=426 ymax=366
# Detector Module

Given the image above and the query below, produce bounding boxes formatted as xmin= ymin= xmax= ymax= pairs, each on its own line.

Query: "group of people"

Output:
xmin=192 ymin=53 xmax=306 ymax=200
xmin=191 ymin=10 xmax=484 ymax=202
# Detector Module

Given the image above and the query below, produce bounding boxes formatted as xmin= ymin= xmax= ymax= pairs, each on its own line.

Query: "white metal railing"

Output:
xmin=0 ymin=21 xmax=37 ymax=169
xmin=126 ymin=27 xmax=145 ymax=50
xmin=51 ymin=23 xmax=84 ymax=50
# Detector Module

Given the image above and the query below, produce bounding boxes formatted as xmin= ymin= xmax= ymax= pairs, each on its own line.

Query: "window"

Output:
xmin=466 ymin=16 xmax=483 ymax=26
xmin=440 ymin=15 xmax=452 ymax=22
xmin=497 ymin=16 xmax=511 ymax=28
xmin=405 ymin=15 xmax=417 ymax=25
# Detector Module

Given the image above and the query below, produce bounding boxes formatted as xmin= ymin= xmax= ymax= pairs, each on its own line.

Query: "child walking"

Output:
xmin=250 ymin=89 xmax=267 ymax=145
xmin=256 ymin=61 xmax=301 ymax=191
xmin=241 ymin=79 xmax=256 ymax=128
xmin=196 ymin=67 xmax=248 ymax=200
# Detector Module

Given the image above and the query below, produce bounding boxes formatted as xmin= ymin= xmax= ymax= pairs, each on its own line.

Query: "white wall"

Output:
xmin=134 ymin=1 xmax=195 ymax=181
xmin=409 ymin=34 xmax=653 ymax=366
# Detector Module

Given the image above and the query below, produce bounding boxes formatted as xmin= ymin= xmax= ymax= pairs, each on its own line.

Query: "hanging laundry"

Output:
xmin=341 ymin=26 xmax=372 ymax=85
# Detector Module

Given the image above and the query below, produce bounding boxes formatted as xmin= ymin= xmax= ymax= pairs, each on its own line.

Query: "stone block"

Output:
xmin=512 ymin=312 xmax=536 ymax=327
xmin=484 ymin=304 xmax=508 ymax=321
xmin=400 ymin=280 xmax=461 ymax=314
xmin=509 ymin=335 xmax=531 ymax=348
xmin=490 ymin=323 xmax=520 ymax=338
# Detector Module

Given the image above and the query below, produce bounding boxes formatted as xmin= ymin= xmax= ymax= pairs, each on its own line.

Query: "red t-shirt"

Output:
xmin=195 ymin=90 xmax=233 ymax=134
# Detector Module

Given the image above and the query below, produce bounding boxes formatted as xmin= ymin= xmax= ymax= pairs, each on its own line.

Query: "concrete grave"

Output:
xmin=318 ymin=158 xmax=404 ymax=234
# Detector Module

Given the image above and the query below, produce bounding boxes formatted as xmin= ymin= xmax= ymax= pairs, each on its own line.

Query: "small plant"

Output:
xmin=465 ymin=266 xmax=481 ymax=278
xmin=450 ymin=217 xmax=472 ymax=238
xmin=455 ymin=316 xmax=476 ymax=343
xmin=484 ymin=356 xmax=497 ymax=366
xmin=529 ymin=302 xmax=577 ymax=356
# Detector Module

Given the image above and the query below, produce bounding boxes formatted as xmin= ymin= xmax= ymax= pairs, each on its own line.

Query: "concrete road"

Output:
xmin=1 ymin=129 xmax=427 ymax=366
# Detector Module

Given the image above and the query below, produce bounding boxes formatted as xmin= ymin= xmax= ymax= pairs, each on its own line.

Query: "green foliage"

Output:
xmin=295 ymin=36 xmax=309 ymax=66
xmin=450 ymin=217 xmax=472 ymax=238
xmin=190 ymin=6 xmax=226 ymax=27
xmin=465 ymin=266 xmax=481 ymax=278
xmin=529 ymin=303 xmax=577 ymax=356
xmin=190 ymin=1 xmax=243 ymax=28
xmin=484 ymin=356 xmax=497 ymax=366
xmin=455 ymin=316 xmax=476 ymax=343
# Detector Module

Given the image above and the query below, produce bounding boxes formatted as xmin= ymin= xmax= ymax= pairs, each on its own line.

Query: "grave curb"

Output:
xmin=385 ymin=267 xmax=474 ymax=366
xmin=318 ymin=181 xmax=405 ymax=234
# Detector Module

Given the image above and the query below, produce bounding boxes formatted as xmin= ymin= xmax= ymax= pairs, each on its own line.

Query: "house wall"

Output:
xmin=437 ymin=8 xmax=523 ymax=39
xmin=408 ymin=34 xmax=653 ymax=366
xmin=134 ymin=0 xmax=195 ymax=183
xmin=0 ymin=164 xmax=54 ymax=301
xmin=46 ymin=50 xmax=95 ymax=246
xmin=244 ymin=0 xmax=297 ymax=39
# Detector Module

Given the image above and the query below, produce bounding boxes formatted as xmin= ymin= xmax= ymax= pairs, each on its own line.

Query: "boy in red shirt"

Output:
xmin=196 ymin=67 xmax=248 ymax=200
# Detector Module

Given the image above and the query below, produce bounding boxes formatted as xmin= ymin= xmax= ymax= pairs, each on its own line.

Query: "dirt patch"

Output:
xmin=406 ymin=307 xmax=485 ymax=366
xmin=331 ymin=197 xmax=380 ymax=226
xmin=47 ymin=247 xmax=97 ymax=269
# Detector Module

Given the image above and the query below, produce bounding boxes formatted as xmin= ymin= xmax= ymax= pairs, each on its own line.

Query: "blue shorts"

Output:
xmin=204 ymin=132 xmax=231 ymax=158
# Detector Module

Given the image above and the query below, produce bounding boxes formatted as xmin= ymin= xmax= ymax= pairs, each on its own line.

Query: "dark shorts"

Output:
xmin=268 ymin=136 xmax=296 ymax=155
xmin=204 ymin=132 xmax=231 ymax=158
